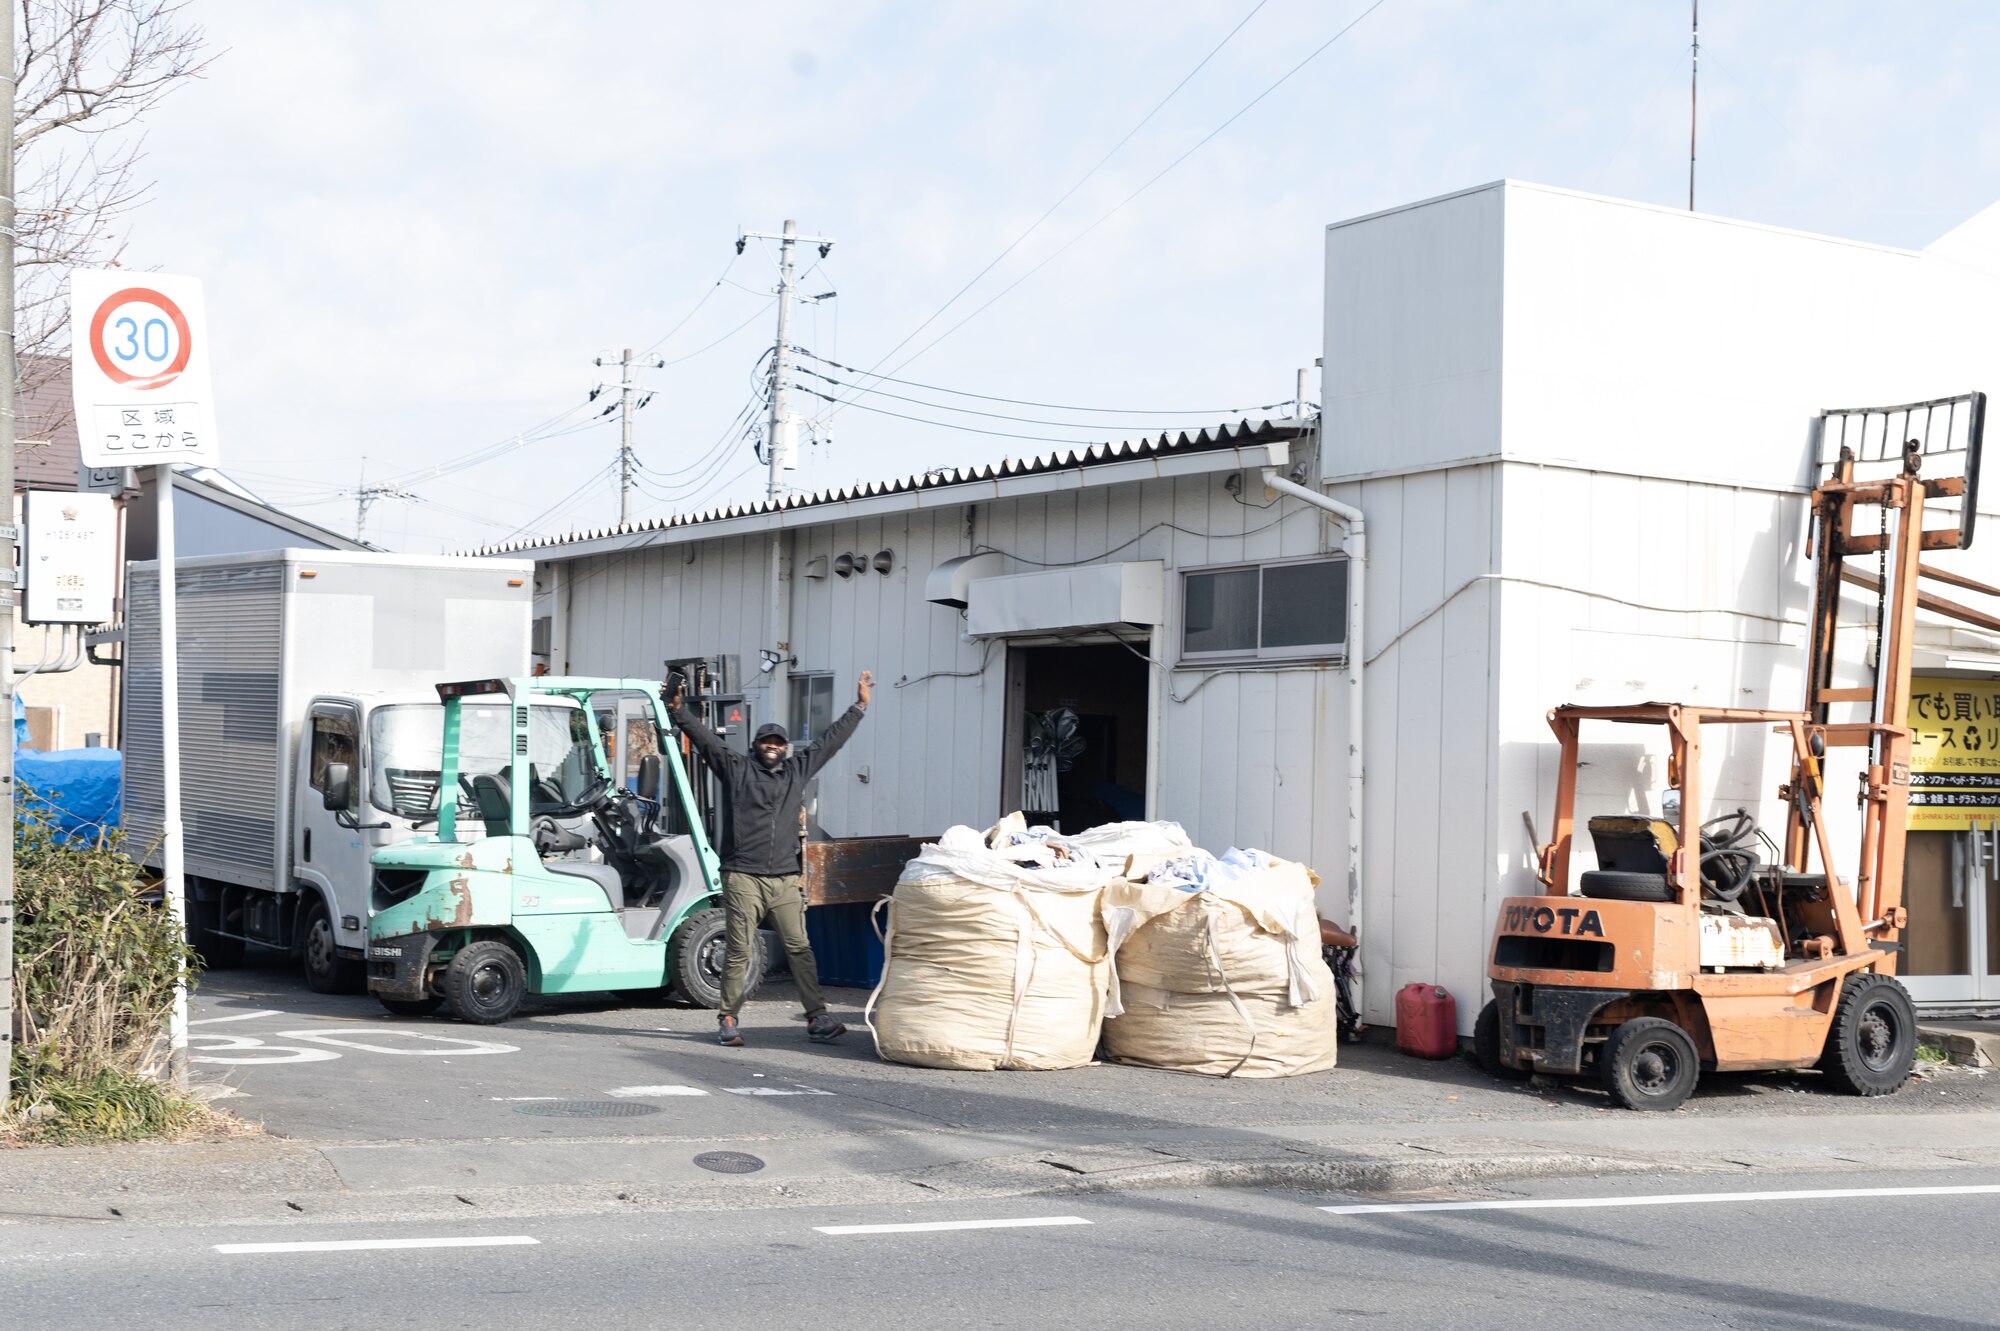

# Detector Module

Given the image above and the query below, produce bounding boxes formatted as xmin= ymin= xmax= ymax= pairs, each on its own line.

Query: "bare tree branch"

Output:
xmin=11 ymin=0 xmax=211 ymax=394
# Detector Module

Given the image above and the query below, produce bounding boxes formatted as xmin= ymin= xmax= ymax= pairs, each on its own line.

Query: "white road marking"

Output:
xmin=276 ymin=1029 xmax=518 ymax=1057
xmin=189 ymin=1033 xmax=340 ymax=1066
xmin=605 ymin=1085 xmax=709 ymax=1097
xmin=724 ymin=1086 xmax=833 ymax=1097
xmin=816 ymin=1216 xmax=1091 ymax=1236
xmin=215 ymin=1236 xmax=540 ymax=1254
xmin=1320 ymin=1183 xmax=2000 ymax=1216
xmin=489 ymin=1097 xmax=563 ymax=1102
xmin=188 ymin=1010 xmax=284 ymax=1026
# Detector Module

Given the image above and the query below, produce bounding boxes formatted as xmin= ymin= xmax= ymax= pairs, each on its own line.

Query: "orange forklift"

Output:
xmin=1478 ymin=393 xmax=1992 ymax=1109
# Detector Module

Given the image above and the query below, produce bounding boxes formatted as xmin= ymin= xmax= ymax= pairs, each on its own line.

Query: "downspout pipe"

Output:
xmin=1262 ymin=466 xmax=1366 ymax=1020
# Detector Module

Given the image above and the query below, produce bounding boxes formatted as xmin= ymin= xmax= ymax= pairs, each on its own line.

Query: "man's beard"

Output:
xmin=757 ymin=749 xmax=786 ymax=770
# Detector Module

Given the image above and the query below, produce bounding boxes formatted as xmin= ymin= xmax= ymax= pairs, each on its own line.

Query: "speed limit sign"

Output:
xmin=70 ymin=270 xmax=220 ymax=467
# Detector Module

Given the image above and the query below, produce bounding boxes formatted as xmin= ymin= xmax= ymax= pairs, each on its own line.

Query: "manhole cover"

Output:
xmin=693 ymin=1150 xmax=766 ymax=1174
xmin=510 ymin=1100 xmax=661 ymax=1119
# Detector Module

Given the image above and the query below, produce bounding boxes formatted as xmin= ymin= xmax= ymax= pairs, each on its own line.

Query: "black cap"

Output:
xmin=753 ymin=723 xmax=790 ymax=746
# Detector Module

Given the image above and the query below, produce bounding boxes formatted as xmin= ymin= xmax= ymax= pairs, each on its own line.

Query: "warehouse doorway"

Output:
xmin=1002 ymin=642 xmax=1150 ymax=834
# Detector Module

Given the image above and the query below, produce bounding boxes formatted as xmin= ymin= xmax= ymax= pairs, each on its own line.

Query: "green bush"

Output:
xmin=7 ymin=790 xmax=209 ymax=1142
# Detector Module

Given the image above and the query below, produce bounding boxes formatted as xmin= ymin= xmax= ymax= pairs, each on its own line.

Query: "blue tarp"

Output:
xmin=14 ymin=694 xmax=123 ymax=843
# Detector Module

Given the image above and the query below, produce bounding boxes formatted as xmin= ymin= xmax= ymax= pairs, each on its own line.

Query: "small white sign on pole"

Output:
xmin=69 ymin=270 xmax=218 ymax=468
xmin=67 ymin=267 xmax=220 ymax=1090
xmin=21 ymin=490 xmax=115 ymax=625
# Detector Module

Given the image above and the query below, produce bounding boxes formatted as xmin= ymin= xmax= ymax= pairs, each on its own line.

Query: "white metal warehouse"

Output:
xmin=495 ymin=178 xmax=2000 ymax=1033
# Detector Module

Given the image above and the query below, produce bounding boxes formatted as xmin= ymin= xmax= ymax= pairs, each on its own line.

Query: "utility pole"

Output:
xmin=0 ymin=0 xmax=17 ymax=1119
xmin=739 ymin=220 xmax=834 ymax=502
xmin=1689 ymin=0 xmax=1699 ymax=211
xmin=345 ymin=461 xmax=414 ymax=543
xmin=594 ymin=347 xmax=662 ymax=526
xmin=737 ymin=220 xmax=833 ymax=724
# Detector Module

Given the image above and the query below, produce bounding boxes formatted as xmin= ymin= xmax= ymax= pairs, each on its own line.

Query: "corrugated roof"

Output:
xmin=476 ymin=416 xmax=1309 ymax=556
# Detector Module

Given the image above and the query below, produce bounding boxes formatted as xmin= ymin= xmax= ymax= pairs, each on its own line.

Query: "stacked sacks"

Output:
xmin=1102 ymin=848 xmax=1340 ymax=1078
xmin=867 ymin=816 xmax=1191 ymax=1071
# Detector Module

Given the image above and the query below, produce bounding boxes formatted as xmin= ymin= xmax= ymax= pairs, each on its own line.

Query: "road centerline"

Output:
xmin=815 ymin=1216 xmax=1091 ymax=1235
xmin=214 ymin=1236 xmax=540 ymax=1254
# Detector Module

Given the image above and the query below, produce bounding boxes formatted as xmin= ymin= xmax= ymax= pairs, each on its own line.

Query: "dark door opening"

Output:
xmin=1005 ymin=642 xmax=1150 ymax=835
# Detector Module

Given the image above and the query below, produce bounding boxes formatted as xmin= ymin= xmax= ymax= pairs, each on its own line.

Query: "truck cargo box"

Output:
xmin=123 ymin=549 xmax=534 ymax=892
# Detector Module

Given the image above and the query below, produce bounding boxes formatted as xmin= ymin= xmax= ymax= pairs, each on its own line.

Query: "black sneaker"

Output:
xmin=806 ymin=1011 xmax=847 ymax=1043
xmin=717 ymin=1015 xmax=745 ymax=1047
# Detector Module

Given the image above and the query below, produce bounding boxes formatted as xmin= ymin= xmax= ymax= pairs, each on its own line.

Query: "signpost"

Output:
xmin=69 ymin=269 xmax=220 ymax=1088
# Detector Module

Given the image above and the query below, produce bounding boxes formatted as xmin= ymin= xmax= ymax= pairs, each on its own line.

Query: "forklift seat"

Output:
xmin=1580 ymin=815 xmax=1677 ymax=902
xmin=545 ymin=859 xmax=627 ymax=912
xmin=468 ymin=774 xmax=512 ymax=839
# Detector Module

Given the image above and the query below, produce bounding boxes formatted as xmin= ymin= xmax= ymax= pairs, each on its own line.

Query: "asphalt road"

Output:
xmin=7 ymin=1168 xmax=1997 ymax=1330
xmin=190 ymin=954 xmax=2000 ymax=1146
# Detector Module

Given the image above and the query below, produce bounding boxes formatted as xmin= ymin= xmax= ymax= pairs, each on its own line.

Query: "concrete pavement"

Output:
xmin=3 ymin=957 xmax=1997 ymax=1231
xmin=6 ymin=1167 xmax=1999 ymax=1330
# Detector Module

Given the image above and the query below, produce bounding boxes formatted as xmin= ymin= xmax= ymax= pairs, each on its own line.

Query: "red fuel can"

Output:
xmin=1395 ymin=983 xmax=1458 ymax=1059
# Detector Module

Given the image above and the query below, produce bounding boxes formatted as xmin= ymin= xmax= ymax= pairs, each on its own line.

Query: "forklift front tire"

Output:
xmin=1818 ymin=972 xmax=1917 ymax=1097
xmin=444 ymin=939 xmax=527 ymax=1025
xmin=1475 ymin=1000 xmax=1532 ymax=1081
xmin=1600 ymin=1016 xmax=1699 ymax=1111
xmin=669 ymin=907 xmax=765 ymax=1010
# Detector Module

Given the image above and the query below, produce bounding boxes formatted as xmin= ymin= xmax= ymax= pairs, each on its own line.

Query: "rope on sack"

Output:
xmin=1202 ymin=909 xmax=1259 ymax=1078
xmin=1000 ymin=883 xmax=1106 ymax=1069
xmin=862 ymin=895 xmax=897 ymax=1049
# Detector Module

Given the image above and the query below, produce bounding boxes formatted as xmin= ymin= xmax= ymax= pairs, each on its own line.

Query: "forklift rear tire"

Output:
xmin=1818 ymin=972 xmax=1917 ymax=1096
xmin=1600 ymin=1016 xmax=1699 ymax=1111
xmin=1475 ymin=1000 xmax=1532 ymax=1081
xmin=444 ymin=939 xmax=527 ymax=1025
xmin=378 ymin=995 xmax=444 ymax=1018
xmin=669 ymin=907 xmax=766 ymax=1010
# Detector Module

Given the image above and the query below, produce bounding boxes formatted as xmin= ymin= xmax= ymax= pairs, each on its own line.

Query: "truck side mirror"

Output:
xmin=323 ymin=762 xmax=353 ymax=813
xmin=637 ymin=753 xmax=663 ymax=804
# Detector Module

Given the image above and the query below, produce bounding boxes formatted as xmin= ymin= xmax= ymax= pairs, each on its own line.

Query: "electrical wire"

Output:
xmin=495 ymin=461 xmax=619 ymax=545
xmin=832 ymin=0 xmax=1391 ymax=409
xmin=662 ymin=299 xmax=777 ymax=367
xmin=789 ymin=382 xmax=1127 ymax=445
xmin=833 ymin=0 xmax=1271 ymax=404
xmin=791 ymin=346 xmax=1302 ymax=418
xmin=791 ymin=363 xmax=1279 ymax=433
xmin=639 ymin=252 xmax=744 ymax=356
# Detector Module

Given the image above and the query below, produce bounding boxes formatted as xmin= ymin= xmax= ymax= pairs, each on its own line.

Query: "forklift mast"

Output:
xmin=1791 ymin=393 xmax=1990 ymax=942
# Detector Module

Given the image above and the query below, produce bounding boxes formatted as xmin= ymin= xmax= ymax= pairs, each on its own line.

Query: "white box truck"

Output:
xmin=123 ymin=549 xmax=535 ymax=990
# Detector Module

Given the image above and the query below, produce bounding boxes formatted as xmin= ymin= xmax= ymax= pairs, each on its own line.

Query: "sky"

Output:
xmin=96 ymin=0 xmax=2000 ymax=552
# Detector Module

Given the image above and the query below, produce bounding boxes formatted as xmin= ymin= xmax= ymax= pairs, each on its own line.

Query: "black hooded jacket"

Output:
xmin=671 ymin=701 xmax=865 ymax=875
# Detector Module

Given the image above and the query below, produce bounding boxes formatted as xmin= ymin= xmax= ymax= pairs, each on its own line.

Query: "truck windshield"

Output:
xmin=368 ymin=702 xmax=597 ymax=818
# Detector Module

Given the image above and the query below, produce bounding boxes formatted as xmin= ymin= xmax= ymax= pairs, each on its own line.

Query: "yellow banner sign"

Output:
xmin=1908 ymin=676 xmax=2000 ymax=830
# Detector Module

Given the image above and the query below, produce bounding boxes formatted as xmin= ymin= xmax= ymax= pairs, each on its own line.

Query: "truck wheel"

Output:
xmin=1818 ymin=972 xmax=1916 ymax=1096
xmin=444 ymin=939 xmax=527 ymax=1024
xmin=1600 ymin=1016 xmax=1700 ymax=1111
xmin=669 ymin=907 xmax=765 ymax=1010
xmin=1475 ymin=999 xmax=1532 ymax=1081
xmin=301 ymin=897 xmax=363 ymax=995
xmin=378 ymin=996 xmax=444 ymax=1018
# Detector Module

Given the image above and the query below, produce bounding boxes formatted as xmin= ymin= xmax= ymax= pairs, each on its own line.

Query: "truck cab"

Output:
xmin=361 ymin=677 xmax=728 ymax=1023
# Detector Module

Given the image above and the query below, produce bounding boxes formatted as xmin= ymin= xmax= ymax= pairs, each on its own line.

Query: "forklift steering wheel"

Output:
xmin=1700 ymin=809 xmax=1756 ymax=850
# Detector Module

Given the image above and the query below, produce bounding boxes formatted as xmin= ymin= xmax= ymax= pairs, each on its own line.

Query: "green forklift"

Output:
xmin=352 ymin=676 xmax=751 ymax=1023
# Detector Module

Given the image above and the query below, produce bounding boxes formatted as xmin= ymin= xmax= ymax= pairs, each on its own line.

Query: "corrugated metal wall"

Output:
xmin=544 ymin=469 xmax=1349 ymax=894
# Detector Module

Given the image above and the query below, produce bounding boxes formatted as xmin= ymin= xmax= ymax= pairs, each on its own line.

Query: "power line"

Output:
xmin=663 ymin=299 xmax=777 ymax=367
xmin=639 ymin=252 xmax=743 ymax=356
xmin=790 ymin=359 xmax=1299 ymax=428
xmin=833 ymin=0 xmax=1271 ymax=403
xmin=831 ymin=0 xmax=1390 ymax=412
xmin=789 ymin=381 xmax=1131 ymax=445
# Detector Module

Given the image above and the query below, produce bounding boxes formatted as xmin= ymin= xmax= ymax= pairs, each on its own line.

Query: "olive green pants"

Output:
xmin=721 ymin=872 xmax=824 ymax=1020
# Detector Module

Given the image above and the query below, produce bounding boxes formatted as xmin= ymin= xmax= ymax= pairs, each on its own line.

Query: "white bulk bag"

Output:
xmin=866 ymin=823 xmax=1114 ymax=1071
xmin=1101 ymin=854 xmax=1340 ymax=1078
